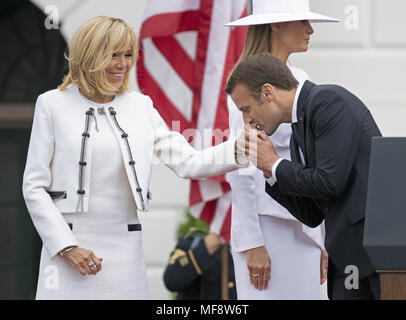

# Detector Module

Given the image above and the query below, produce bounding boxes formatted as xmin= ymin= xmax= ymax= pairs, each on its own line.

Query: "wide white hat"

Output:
xmin=226 ymin=0 xmax=339 ymax=27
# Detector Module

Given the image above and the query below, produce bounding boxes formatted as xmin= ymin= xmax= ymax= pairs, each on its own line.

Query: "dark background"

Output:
xmin=0 ymin=0 xmax=67 ymax=299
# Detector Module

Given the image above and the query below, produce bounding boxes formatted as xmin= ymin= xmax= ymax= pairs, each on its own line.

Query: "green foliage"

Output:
xmin=176 ymin=210 xmax=209 ymax=239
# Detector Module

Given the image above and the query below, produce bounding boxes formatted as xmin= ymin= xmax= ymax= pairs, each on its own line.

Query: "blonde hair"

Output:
xmin=58 ymin=16 xmax=138 ymax=97
xmin=240 ymin=24 xmax=272 ymax=61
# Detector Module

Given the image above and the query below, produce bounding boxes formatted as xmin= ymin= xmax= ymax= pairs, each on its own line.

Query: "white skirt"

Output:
xmin=35 ymin=212 xmax=149 ymax=300
xmin=232 ymin=215 xmax=321 ymax=300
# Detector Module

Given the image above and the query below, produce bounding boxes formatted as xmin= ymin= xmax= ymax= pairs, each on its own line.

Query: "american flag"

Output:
xmin=137 ymin=0 xmax=247 ymax=242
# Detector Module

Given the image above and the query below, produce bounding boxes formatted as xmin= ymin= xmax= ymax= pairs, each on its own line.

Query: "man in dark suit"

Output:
xmin=225 ymin=52 xmax=382 ymax=300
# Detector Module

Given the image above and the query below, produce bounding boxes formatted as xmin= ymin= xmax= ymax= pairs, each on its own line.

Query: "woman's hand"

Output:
xmin=320 ymin=249 xmax=328 ymax=284
xmin=62 ymin=247 xmax=103 ymax=276
xmin=246 ymin=246 xmax=271 ymax=291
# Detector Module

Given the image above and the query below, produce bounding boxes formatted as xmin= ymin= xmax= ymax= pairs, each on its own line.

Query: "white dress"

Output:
xmin=35 ymin=100 xmax=149 ymax=300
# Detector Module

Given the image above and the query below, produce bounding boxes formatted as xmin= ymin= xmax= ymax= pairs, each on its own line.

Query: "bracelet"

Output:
xmin=59 ymin=246 xmax=77 ymax=257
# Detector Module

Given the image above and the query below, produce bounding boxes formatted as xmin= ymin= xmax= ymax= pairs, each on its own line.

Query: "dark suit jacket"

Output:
xmin=266 ymin=80 xmax=382 ymax=278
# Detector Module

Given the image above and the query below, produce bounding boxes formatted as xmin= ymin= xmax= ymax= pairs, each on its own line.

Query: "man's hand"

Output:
xmin=320 ymin=250 xmax=328 ymax=284
xmin=204 ymin=232 xmax=222 ymax=255
xmin=245 ymin=246 xmax=271 ymax=291
xmin=237 ymin=126 xmax=279 ymax=178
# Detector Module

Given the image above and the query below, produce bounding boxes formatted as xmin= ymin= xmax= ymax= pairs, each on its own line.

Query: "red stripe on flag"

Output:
xmin=187 ymin=0 xmax=216 ymax=209
xmin=152 ymin=36 xmax=195 ymax=91
xmin=220 ymin=205 xmax=232 ymax=243
xmin=190 ymin=0 xmax=214 ymax=127
xmin=189 ymin=180 xmax=202 ymax=206
xmin=199 ymin=199 xmax=217 ymax=225
xmin=204 ymin=13 xmax=248 ymax=188
xmin=140 ymin=11 xmax=200 ymax=38
xmin=213 ymin=16 xmax=247 ymax=133
xmin=221 ymin=181 xmax=231 ymax=193
xmin=189 ymin=0 xmax=217 ymax=210
xmin=137 ymin=44 xmax=191 ymax=132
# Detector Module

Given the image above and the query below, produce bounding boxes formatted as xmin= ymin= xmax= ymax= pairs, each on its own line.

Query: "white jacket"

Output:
xmin=226 ymin=66 xmax=325 ymax=252
xmin=23 ymin=85 xmax=241 ymax=258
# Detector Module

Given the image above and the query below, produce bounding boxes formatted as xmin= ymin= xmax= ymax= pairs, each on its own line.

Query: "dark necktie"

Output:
xmin=291 ymin=123 xmax=305 ymax=164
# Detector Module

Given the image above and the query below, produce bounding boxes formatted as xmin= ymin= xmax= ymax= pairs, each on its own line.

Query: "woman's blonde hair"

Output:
xmin=240 ymin=24 xmax=272 ymax=61
xmin=58 ymin=16 xmax=138 ymax=97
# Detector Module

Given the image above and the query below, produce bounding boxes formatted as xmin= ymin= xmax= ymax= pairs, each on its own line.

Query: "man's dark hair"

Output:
xmin=225 ymin=52 xmax=299 ymax=99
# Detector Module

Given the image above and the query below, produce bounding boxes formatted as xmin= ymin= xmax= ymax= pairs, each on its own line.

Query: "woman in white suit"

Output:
xmin=22 ymin=16 xmax=244 ymax=300
xmin=225 ymin=0 xmax=338 ymax=299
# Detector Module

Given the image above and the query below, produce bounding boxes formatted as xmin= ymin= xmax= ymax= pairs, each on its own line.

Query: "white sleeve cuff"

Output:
xmin=265 ymin=158 xmax=284 ymax=186
xmin=233 ymin=140 xmax=249 ymax=167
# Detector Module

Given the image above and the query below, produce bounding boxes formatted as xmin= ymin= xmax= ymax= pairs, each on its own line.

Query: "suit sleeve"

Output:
xmin=266 ymin=181 xmax=325 ymax=228
xmin=163 ymin=237 xmax=217 ymax=292
xmin=226 ymin=96 xmax=265 ymax=252
xmin=275 ymin=93 xmax=361 ymax=202
xmin=22 ymin=94 xmax=78 ymax=258
xmin=149 ymin=97 xmax=244 ymax=179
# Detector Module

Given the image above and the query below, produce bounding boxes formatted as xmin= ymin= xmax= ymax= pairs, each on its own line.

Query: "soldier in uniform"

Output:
xmin=163 ymin=228 xmax=237 ymax=300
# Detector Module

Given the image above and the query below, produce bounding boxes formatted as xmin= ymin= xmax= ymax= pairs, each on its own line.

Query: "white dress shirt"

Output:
xmin=267 ymin=79 xmax=305 ymax=186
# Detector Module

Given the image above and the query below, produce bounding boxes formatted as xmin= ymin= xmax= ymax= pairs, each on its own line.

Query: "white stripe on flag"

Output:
xmin=230 ymin=0 xmax=247 ymax=20
xmin=199 ymin=179 xmax=224 ymax=201
xmin=174 ymin=31 xmax=198 ymax=61
xmin=189 ymin=201 xmax=205 ymax=218
xmin=197 ymin=0 xmax=231 ymax=139
xmin=143 ymin=38 xmax=193 ymax=121
xmin=209 ymin=191 xmax=231 ymax=234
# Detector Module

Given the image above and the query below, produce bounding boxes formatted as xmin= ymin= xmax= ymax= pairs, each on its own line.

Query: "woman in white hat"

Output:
xmin=225 ymin=0 xmax=338 ymax=299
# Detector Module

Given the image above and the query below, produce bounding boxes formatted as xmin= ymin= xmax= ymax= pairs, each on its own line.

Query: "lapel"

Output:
xmin=291 ymin=80 xmax=315 ymax=165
